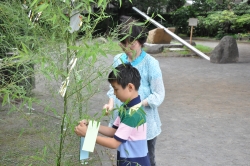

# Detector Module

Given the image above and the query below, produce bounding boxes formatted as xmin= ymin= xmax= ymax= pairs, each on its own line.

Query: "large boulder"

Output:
xmin=147 ymin=28 xmax=175 ymax=44
xmin=210 ymin=36 xmax=239 ymax=63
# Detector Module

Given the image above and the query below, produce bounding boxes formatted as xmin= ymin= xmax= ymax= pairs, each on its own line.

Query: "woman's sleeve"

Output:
xmin=145 ymin=58 xmax=165 ymax=108
xmin=107 ymin=84 xmax=115 ymax=99
xmin=107 ymin=53 xmax=123 ymax=99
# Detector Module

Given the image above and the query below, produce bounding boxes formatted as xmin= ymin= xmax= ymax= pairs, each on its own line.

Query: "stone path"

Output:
xmin=155 ymin=40 xmax=250 ymax=165
xmin=1 ymin=39 xmax=249 ymax=166
xmin=93 ymin=40 xmax=250 ymax=166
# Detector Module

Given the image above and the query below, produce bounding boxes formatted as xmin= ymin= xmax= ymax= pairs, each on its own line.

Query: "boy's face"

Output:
xmin=111 ymin=81 xmax=132 ymax=103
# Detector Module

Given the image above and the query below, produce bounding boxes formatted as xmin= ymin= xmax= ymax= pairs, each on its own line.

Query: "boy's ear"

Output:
xmin=127 ymin=83 xmax=135 ymax=91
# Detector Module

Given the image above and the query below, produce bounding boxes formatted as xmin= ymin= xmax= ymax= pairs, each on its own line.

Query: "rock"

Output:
xmin=147 ymin=27 xmax=175 ymax=44
xmin=210 ymin=36 xmax=239 ymax=63
xmin=143 ymin=43 xmax=164 ymax=54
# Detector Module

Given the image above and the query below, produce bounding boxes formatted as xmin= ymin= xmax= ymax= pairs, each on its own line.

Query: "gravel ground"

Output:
xmin=155 ymin=40 xmax=250 ymax=166
xmin=1 ymin=40 xmax=249 ymax=166
xmin=94 ymin=40 xmax=250 ymax=166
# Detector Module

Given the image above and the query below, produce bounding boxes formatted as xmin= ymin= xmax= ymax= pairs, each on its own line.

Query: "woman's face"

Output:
xmin=119 ymin=40 xmax=141 ymax=58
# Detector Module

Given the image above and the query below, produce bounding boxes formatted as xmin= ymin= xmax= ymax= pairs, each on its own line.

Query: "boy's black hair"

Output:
xmin=118 ymin=15 xmax=148 ymax=46
xmin=108 ymin=63 xmax=141 ymax=90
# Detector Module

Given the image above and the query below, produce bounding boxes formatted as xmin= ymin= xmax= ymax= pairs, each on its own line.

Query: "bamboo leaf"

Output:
xmin=30 ymin=0 xmax=38 ymax=8
xmin=98 ymin=0 xmax=104 ymax=7
xmin=18 ymin=128 xmax=24 ymax=138
xmin=68 ymin=45 xmax=80 ymax=50
xmin=21 ymin=42 xmax=28 ymax=54
xmin=75 ymin=3 xmax=84 ymax=10
xmin=58 ymin=8 xmax=69 ymax=22
xmin=2 ymin=92 xmax=10 ymax=106
xmin=35 ymin=3 xmax=49 ymax=13
xmin=119 ymin=0 xmax=122 ymax=7
xmin=88 ymin=4 xmax=92 ymax=13
xmin=157 ymin=14 xmax=165 ymax=21
xmin=30 ymin=156 xmax=44 ymax=161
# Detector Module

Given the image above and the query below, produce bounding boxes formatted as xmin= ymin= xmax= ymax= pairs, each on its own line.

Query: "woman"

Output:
xmin=104 ymin=16 xmax=165 ymax=166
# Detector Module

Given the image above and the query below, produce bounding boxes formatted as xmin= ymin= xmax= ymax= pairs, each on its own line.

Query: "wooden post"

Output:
xmin=190 ymin=26 xmax=193 ymax=44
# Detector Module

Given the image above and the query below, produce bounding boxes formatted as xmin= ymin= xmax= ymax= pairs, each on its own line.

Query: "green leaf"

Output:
xmin=2 ymin=92 xmax=10 ymax=106
xmin=98 ymin=0 xmax=104 ymax=7
xmin=157 ymin=14 xmax=165 ymax=21
xmin=43 ymin=146 xmax=47 ymax=157
xmin=30 ymin=155 xmax=44 ymax=161
xmin=35 ymin=3 xmax=49 ymax=13
xmin=75 ymin=3 xmax=84 ymax=10
xmin=68 ymin=45 xmax=80 ymax=50
xmin=119 ymin=0 xmax=122 ymax=7
xmin=21 ymin=42 xmax=28 ymax=54
xmin=30 ymin=0 xmax=38 ymax=8
xmin=18 ymin=128 xmax=24 ymax=138
xmin=59 ymin=8 xmax=69 ymax=22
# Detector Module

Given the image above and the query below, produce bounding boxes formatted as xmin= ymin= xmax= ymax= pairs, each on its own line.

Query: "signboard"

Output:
xmin=187 ymin=18 xmax=198 ymax=44
xmin=188 ymin=18 xmax=198 ymax=26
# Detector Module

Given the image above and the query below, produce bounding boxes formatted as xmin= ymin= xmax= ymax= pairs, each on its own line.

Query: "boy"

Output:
xmin=75 ymin=63 xmax=150 ymax=166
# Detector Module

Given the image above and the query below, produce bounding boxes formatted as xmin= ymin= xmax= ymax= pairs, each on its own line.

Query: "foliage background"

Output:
xmin=1 ymin=0 xmax=250 ymax=165
xmin=0 ymin=0 xmax=121 ymax=165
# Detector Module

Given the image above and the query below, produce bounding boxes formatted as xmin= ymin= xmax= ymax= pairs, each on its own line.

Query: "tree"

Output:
xmin=191 ymin=0 xmax=217 ymax=14
xmin=165 ymin=0 xmax=186 ymax=12
xmin=233 ymin=14 xmax=250 ymax=32
xmin=233 ymin=1 xmax=250 ymax=15
xmin=197 ymin=10 xmax=237 ymax=38
xmin=109 ymin=0 xmax=168 ymax=16
xmin=1 ymin=0 xmax=118 ymax=165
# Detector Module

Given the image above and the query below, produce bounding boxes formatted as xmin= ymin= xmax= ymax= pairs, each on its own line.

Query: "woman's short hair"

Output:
xmin=118 ymin=15 xmax=148 ymax=46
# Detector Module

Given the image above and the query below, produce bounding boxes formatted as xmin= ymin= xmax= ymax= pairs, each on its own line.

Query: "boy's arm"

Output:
xmin=75 ymin=121 xmax=121 ymax=149
xmin=99 ymin=125 xmax=116 ymax=137
xmin=76 ymin=120 xmax=116 ymax=137
xmin=97 ymin=125 xmax=121 ymax=149
xmin=96 ymin=136 xmax=121 ymax=149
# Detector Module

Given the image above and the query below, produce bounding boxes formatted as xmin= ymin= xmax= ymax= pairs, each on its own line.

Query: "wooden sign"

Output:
xmin=188 ymin=18 xmax=198 ymax=26
xmin=188 ymin=18 xmax=198 ymax=44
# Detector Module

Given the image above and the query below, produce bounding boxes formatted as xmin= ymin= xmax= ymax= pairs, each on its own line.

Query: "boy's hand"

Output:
xmin=74 ymin=121 xmax=88 ymax=137
xmin=80 ymin=119 xmax=89 ymax=126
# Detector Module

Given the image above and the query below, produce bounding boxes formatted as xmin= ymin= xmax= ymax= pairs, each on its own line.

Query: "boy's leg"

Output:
xmin=147 ymin=137 xmax=157 ymax=166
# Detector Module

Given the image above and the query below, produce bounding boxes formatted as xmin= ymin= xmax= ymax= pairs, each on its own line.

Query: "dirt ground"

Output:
xmin=1 ymin=40 xmax=250 ymax=166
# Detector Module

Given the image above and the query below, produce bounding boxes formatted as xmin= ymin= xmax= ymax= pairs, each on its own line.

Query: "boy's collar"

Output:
xmin=124 ymin=95 xmax=141 ymax=108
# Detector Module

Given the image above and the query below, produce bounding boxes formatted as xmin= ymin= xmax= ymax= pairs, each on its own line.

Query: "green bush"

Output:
xmin=0 ymin=0 xmax=120 ymax=166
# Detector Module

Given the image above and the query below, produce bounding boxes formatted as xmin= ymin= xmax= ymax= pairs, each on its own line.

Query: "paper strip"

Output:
xmin=82 ymin=120 xmax=100 ymax=152
xmin=80 ymin=137 xmax=89 ymax=160
xmin=69 ymin=10 xmax=82 ymax=33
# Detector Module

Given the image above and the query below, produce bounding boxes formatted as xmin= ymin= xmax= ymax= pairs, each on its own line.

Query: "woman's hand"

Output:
xmin=103 ymin=98 xmax=114 ymax=115
xmin=103 ymin=103 xmax=113 ymax=115
xmin=142 ymin=99 xmax=148 ymax=107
